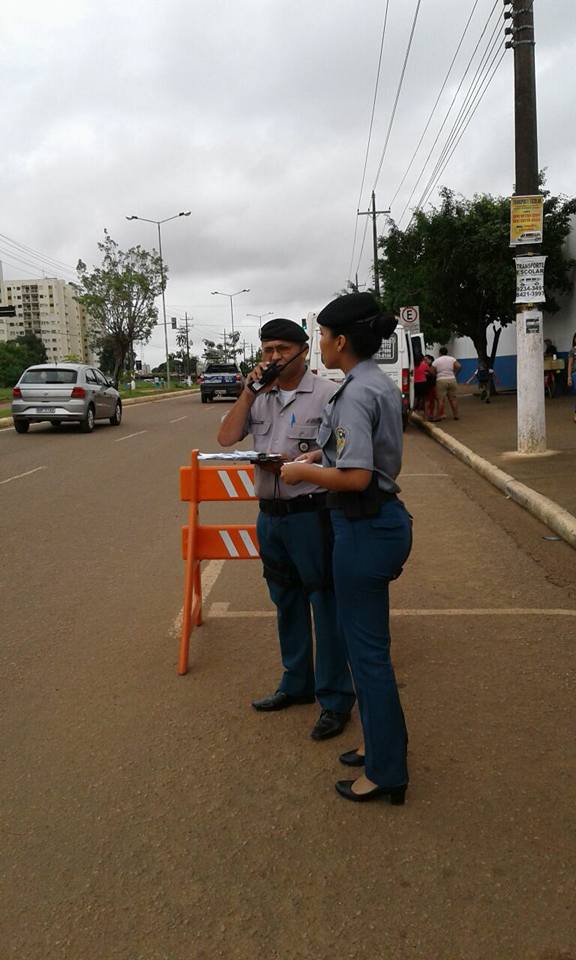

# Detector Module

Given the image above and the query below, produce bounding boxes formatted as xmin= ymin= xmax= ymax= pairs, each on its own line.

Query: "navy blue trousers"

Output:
xmin=257 ymin=510 xmax=355 ymax=714
xmin=331 ymin=499 xmax=412 ymax=787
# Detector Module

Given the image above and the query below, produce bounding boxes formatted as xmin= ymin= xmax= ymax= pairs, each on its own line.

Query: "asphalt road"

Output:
xmin=1 ymin=394 xmax=575 ymax=960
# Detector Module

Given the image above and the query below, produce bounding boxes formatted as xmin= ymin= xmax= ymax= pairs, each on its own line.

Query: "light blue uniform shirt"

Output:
xmin=318 ymin=359 xmax=403 ymax=495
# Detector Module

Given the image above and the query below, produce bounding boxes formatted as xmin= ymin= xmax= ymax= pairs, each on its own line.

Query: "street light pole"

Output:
xmin=211 ymin=289 xmax=250 ymax=357
xmin=126 ymin=211 xmax=190 ymax=387
xmin=247 ymin=311 xmax=273 ymax=335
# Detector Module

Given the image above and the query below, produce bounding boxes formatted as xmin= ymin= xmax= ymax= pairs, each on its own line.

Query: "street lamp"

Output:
xmin=247 ymin=311 xmax=273 ymax=335
xmin=211 ymin=289 xmax=250 ymax=344
xmin=126 ymin=211 xmax=191 ymax=386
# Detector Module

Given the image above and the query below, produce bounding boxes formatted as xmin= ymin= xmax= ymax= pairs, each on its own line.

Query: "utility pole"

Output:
xmin=357 ymin=191 xmax=389 ymax=299
xmin=183 ymin=312 xmax=192 ymax=379
xmin=507 ymin=0 xmax=546 ymax=453
xmin=223 ymin=329 xmax=227 ymax=361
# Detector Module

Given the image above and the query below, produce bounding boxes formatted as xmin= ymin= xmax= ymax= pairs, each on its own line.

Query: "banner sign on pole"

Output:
xmin=510 ymin=195 xmax=544 ymax=246
xmin=514 ymin=256 xmax=547 ymax=304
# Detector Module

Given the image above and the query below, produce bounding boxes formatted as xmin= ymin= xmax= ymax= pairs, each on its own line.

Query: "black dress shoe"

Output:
xmin=252 ymin=691 xmax=315 ymax=712
xmin=335 ymin=779 xmax=407 ymax=804
xmin=310 ymin=709 xmax=350 ymax=741
xmin=339 ymin=748 xmax=365 ymax=767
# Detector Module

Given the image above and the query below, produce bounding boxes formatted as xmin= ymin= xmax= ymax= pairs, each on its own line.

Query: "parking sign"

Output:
xmin=399 ymin=306 xmax=420 ymax=329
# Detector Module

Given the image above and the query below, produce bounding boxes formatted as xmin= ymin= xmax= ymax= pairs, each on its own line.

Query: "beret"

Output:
xmin=260 ymin=318 xmax=309 ymax=343
xmin=317 ymin=293 xmax=397 ymax=339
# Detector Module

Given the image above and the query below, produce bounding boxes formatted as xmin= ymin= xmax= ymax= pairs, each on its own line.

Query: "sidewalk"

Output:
xmin=421 ymin=391 xmax=576 ymax=518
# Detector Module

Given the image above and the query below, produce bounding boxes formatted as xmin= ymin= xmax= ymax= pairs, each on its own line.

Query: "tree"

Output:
xmin=379 ymin=186 xmax=576 ymax=365
xmin=76 ymin=230 xmax=165 ymax=382
xmin=15 ymin=333 xmax=47 ymax=367
xmin=0 ymin=333 xmax=47 ymax=387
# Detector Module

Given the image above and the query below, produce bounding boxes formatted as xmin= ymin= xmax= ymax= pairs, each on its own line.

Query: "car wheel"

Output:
xmin=80 ymin=405 xmax=95 ymax=433
xmin=109 ymin=401 xmax=122 ymax=426
xmin=14 ymin=419 xmax=30 ymax=434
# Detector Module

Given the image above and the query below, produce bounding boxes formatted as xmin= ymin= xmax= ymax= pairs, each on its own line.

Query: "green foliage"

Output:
xmin=76 ymin=230 xmax=165 ymax=380
xmin=202 ymin=331 xmax=241 ymax=363
xmin=0 ymin=333 xmax=47 ymax=387
xmin=379 ymin=187 xmax=576 ymax=361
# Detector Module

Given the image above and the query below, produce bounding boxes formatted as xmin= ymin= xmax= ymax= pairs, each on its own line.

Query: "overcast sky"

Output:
xmin=2 ymin=0 xmax=574 ymax=365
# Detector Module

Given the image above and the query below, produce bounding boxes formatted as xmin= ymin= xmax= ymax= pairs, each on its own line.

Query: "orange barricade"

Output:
xmin=178 ymin=449 xmax=259 ymax=674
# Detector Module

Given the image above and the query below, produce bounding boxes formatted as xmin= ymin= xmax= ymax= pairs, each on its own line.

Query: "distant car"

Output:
xmin=198 ymin=363 xmax=244 ymax=403
xmin=11 ymin=363 xmax=122 ymax=434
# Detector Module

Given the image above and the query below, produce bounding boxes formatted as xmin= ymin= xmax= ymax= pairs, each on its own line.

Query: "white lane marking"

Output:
xmin=0 ymin=465 xmax=47 ymax=485
xmin=170 ymin=416 xmax=188 ymax=423
xmin=219 ymin=530 xmax=239 ymax=557
xmin=239 ymin=529 xmax=259 ymax=556
xmin=218 ymin=470 xmax=238 ymax=498
xmin=210 ymin=602 xmax=230 ymax=615
xmin=205 ymin=607 xmax=576 ymax=619
xmin=238 ymin=470 xmax=256 ymax=497
xmin=114 ymin=430 xmax=148 ymax=443
xmin=172 ymin=559 xmax=225 ymax=636
xmin=391 ymin=608 xmax=576 ymax=616
xmin=208 ymin=608 xmax=274 ymax=619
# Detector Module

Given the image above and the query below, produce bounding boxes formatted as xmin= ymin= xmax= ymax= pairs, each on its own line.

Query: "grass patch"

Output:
xmin=119 ymin=383 xmax=198 ymax=399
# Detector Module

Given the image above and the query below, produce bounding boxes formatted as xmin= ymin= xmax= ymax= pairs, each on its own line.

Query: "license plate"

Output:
xmin=38 ymin=407 xmax=56 ymax=414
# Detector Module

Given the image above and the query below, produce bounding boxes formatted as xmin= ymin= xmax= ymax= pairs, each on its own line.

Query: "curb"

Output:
xmin=412 ymin=414 xmax=576 ymax=551
xmin=0 ymin=388 xmax=198 ymax=431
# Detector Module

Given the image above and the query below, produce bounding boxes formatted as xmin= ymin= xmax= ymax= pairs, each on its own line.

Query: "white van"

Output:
xmin=306 ymin=311 xmax=424 ymax=427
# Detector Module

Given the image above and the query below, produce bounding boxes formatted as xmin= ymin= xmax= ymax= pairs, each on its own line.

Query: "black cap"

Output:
xmin=260 ymin=318 xmax=309 ymax=343
xmin=317 ymin=293 xmax=396 ymax=338
xmin=317 ymin=293 xmax=380 ymax=329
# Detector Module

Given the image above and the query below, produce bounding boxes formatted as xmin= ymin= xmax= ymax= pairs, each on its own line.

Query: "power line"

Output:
xmin=414 ymin=46 xmax=508 ymax=215
xmin=410 ymin=14 xmax=505 ymax=217
xmin=395 ymin=0 xmax=500 ymax=227
xmin=0 ymin=232 xmax=77 ymax=277
xmin=370 ymin=0 xmax=424 ymax=194
xmin=346 ymin=0 xmax=391 ymax=285
xmin=354 ymin=0 xmax=424 ymax=279
xmin=388 ymin=0 xmax=483 ymax=210
xmin=416 ymin=12 xmax=504 ymax=201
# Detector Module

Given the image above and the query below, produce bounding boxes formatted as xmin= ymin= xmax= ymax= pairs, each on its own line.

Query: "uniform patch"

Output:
xmin=298 ymin=440 xmax=310 ymax=452
xmin=335 ymin=426 xmax=347 ymax=455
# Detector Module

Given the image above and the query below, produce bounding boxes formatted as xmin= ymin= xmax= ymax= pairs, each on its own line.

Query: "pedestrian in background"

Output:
xmin=433 ymin=347 xmax=461 ymax=420
xmin=567 ymin=332 xmax=576 ymax=423
xmin=281 ymin=293 xmax=412 ymax=805
xmin=217 ymin=318 xmax=355 ymax=741
xmin=413 ymin=356 xmax=429 ymax=412
xmin=424 ymin=353 xmax=439 ymax=420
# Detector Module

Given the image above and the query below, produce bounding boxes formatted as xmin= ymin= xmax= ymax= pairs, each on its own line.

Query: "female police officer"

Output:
xmin=281 ymin=293 xmax=412 ymax=804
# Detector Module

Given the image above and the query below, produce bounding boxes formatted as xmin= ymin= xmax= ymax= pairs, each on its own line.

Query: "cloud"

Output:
xmin=2 ymin=0 xmax=575 ymax=362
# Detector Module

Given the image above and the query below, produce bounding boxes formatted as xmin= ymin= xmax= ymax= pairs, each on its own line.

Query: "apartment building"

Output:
xmin=0 ymin=276 xmax=97 ymax=363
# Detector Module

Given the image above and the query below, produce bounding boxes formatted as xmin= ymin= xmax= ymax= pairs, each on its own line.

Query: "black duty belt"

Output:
xmin=259 ymin=493 xmax=328 ymax=516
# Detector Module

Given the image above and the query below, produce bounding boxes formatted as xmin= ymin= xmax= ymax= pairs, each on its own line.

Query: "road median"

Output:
xmin=413 ymin=413 xmax=576 ymax=550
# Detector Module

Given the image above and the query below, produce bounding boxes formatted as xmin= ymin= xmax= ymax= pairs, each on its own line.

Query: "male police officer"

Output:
xmin=217 ymin=318 xmax=355 ymax=740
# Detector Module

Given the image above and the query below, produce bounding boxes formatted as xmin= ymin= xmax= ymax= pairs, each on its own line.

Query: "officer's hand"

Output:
xmin=294 ymin=449 xmax=322 ymax=464
xmin=244 ymin=363 xmax=275 ymax=395
xmin=281 ymin=462 xmax=307 ymax=485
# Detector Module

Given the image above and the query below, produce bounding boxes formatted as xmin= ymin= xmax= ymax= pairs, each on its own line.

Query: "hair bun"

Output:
xmin=375 ymin=311 xmax=397 ymax=339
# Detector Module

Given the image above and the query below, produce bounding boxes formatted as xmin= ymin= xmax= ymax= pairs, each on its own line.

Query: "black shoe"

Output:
xmin=339 ymin=748 xmax=365 ymax=767
xmin=335 ymin=780 xmax=407 ymax=804
xmin=251 ymin=691 xmax=315 ymax=712
xmin=310 ymin=709 xmax=350 ymax=741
